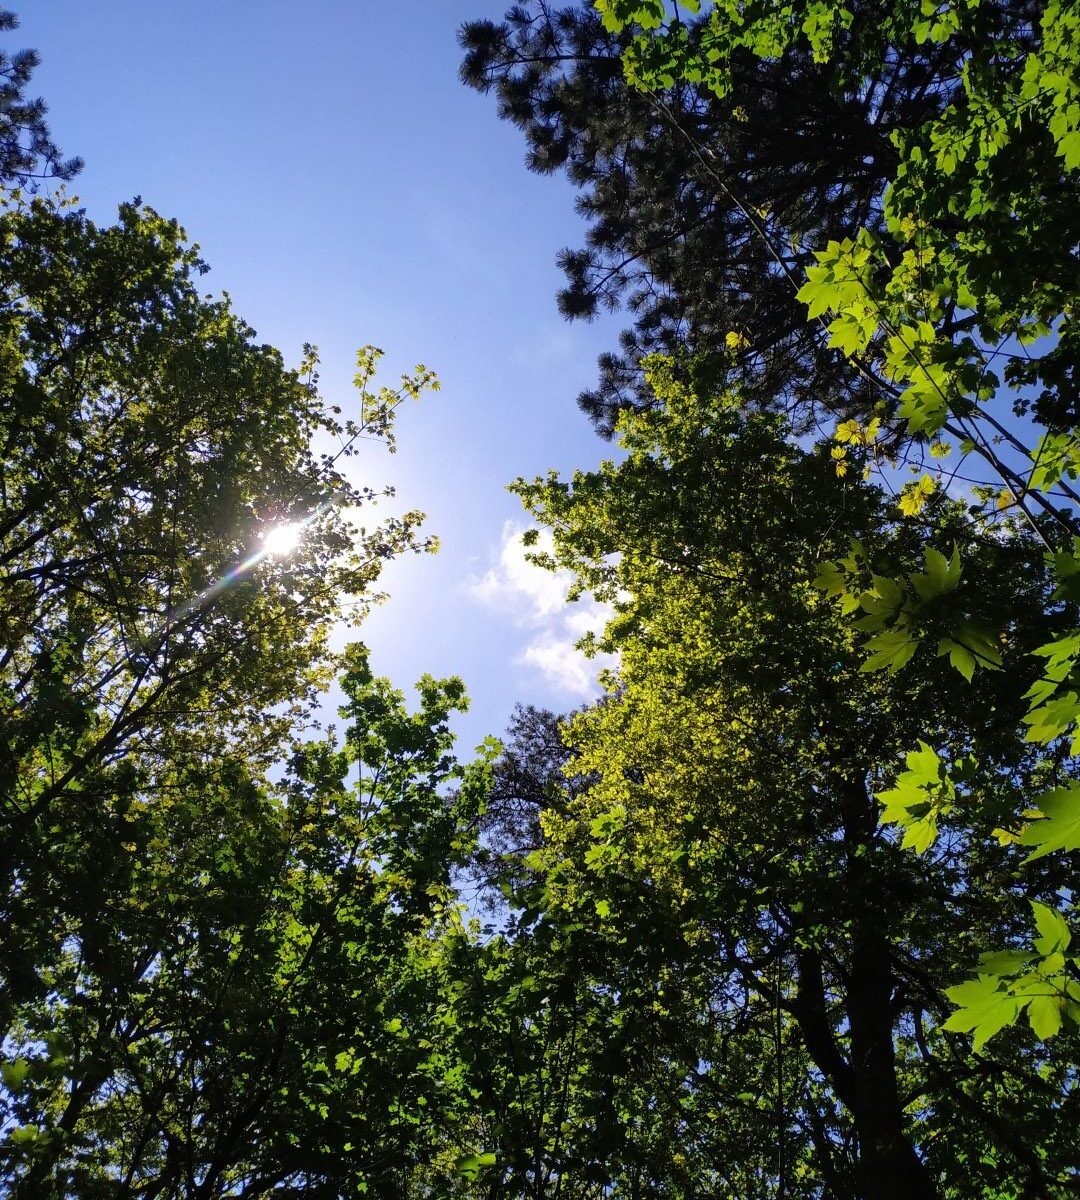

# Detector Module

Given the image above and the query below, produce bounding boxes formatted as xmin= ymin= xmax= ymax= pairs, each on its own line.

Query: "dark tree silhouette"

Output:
xmin=0 ymin=10 xmax=81 ymax=187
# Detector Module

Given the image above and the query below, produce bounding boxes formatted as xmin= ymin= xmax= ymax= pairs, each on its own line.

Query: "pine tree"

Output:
xmin=459 ymin=2 xmax=1064 ymax=438
xmin=0 ymin=10 xmax=81 ymax=186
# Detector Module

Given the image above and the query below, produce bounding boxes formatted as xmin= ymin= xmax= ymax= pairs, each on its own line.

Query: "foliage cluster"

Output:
xmin=453 ymin=0 xmax=1080 ymax=1195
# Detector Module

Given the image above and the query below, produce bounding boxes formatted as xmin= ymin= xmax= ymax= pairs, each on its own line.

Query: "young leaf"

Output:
xmin=1027 ymin=993 xmax=1065 ymax=1039
xmin=942 ymin=976 xmax=1021 ymax=1049
xmin=1019 ymin=784 xmax=1080 ymax=861
xmin=1031 ymin=901 xmax=1071 ymax=956
xmin=937 ymin=638 xmax=975 ymax=682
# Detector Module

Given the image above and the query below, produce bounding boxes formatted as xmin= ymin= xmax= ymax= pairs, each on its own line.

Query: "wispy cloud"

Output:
xmin=468 ymin=521 xmax=614 ymax=699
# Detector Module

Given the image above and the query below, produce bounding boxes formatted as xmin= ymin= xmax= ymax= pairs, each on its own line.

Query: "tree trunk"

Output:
xmin=846 ymin=932 xmax=938 ymax=1200
xmin=789 ymin=774 xmax=941 ymax=1200
xmin=793 ymin=944 xmax=939 ymax=1200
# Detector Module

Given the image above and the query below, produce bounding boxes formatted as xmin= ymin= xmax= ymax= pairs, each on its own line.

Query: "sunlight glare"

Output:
xmin=262 ymin=521 xmax=304 ymax=558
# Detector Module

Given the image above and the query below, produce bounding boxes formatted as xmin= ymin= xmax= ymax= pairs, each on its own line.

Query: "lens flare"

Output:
xmin=150 ymin=509 xmax=323 ymax=640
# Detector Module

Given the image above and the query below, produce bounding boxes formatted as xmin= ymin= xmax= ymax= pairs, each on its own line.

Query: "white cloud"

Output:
xmin=468 ymin=521 xmax=615 ymax=698
xmin=468 ymin=522 xmax=569 ymax=621
xmin=521 ymin=634 xmax=603 ymax=697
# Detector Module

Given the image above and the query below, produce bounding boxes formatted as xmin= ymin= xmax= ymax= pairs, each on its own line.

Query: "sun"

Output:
xmin=261 ymin=521 xmax=304 ymax=558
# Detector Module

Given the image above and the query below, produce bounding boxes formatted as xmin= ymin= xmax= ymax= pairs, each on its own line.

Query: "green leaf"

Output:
xmin=813 ymin=560 xmax=848 ymax=598
xmin=943 ymin=975 xmax=1022 ymax=1049
xmin=860 ymin=628 xmax=917 ymax=672
xmin=1057 ymin=129 xmax=1080 ymax=171
xmin=876 ymin=742 xmax=953 ymax=852
xmin=1019 ymin=784 xmax=1080 ymax=861
xmin=902 ymin=815 xmax=940 ymax=854
xmin=870 ymin=574 xmax=905 ymax=608
xmin=1023 ymin=692 xmax=1080 ymax=746
xmin=454 ymin=1152 xmax=499 ymax=1180
xmin=977 ymin=949 xmax=1032 ymax=975
xmin=937 ymin=638 xmax=975 ymax=682
xmin=1031 ymin=901 xmax=1071 ymax=956
xmin=905 ymin=740 xmax=943 ymax=783
xmin=1027 ymin=993 xmax=1064 ymax=1039
xmin=912 ymin=545 xmax=961 ymax=601
xmin=827 ymin=311 xmax=875 ymax=356
xmin=0 ymin=1059 xmax=30 ymax=1090
xmin=8 ymin=1125 xmax=41 ymax=1146
xmin=952 ymin=623 xmax=1003 ymax=672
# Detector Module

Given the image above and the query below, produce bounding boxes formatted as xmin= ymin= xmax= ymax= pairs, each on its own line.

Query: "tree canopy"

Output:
xmin=0 ymin=181 xmax=461 ymax=1192
xmin=2 ymin=4 xmax=1079 ymax=1197
xmin=497 ymin=357 xmax=1080 ymax=1197
xmin=454 ymin=1 xmax=1080 ymax=1195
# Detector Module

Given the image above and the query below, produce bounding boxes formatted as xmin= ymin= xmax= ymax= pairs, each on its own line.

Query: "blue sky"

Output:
xmin=21 ymin=1 xmax=623 ymax=751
